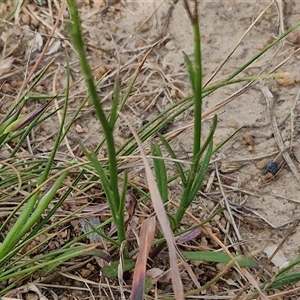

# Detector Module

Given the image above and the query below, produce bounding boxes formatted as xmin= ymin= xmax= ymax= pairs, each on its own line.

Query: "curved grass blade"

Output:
xmin=151 ymin=142 xmax=168 ymax=203
xmin=181 ymin=251 xmax=256 ymax=267
xmin=0 ymin=171 xmax=68 ymax=265
xmin=157 ymin=132 xmax=186 ymax=187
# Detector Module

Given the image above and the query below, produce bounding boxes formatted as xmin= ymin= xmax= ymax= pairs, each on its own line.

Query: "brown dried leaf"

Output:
xmin=131 ymin=216 xmax=156 ymax=300
xmin=119 ymin=112 xmax=184 ymax=300
xmin=0 ymin=56 xmax=14 ymax=76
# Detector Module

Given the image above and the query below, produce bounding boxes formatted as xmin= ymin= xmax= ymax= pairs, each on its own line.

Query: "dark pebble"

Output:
xmin=264 ymin=161 xmax=278 ymax=175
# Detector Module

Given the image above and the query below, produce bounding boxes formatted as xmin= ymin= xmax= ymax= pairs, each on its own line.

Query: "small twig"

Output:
xmin=275 ymin=0 xmax=285 ymax=36
xmin=15 ymin=2 xmax=66 ymax=103
xmin=204 ymin=0 xmax=274 ymax=88
xmin=158 ymin=0 xmax=177 ymax=41
xmin=260 ymin=84 xmax=300 ymax=182
xmin=269 ymin=47 xmax=300 ymax=74
xmin=257 ymin=220 xmax=300 ymax=291
xmin=201 ymin=192 xmax=295 ymax=230
xmin=230 ymin=225 xmax=297 ymax=300
xmin=215 ymin=164 xmax=242 ymax=242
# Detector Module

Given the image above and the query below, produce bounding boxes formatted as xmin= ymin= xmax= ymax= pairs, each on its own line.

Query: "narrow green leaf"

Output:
xmin=120 ymin=171 xmax=128 ymax=215
xmin=189 ymin=137 xmax=213 ymax=200
xmin=68 ymin=0 xmax=126 ymax=247
xmin=81 ymin=146 xmax=114 ymax=206
xmin=0 ymin=192 xmax=40 ymax=262
xmin=151 ymin=143 xmax=168 ymax=203
xmin=181 ymin=251 xmax=256 ymax=267
xmin=24 ymin=172 xmax=68 ymax=231
xmin=267 ymin=272 xmax=300 ymax=289
xmin=183 ymin=52 xmax=195 ymax=94
xmin=144 ymin=277 xmax=152 ymax=293
xmin=157 ymin=132 xmax=186 ymax=186
xmin=43 ymin=247 xmax=111 ymax=274
xmin=102 ymin=259 xmax=135 ymax=278
xmin=109 ymin=76 xmax=120 ymax=127
xmin=196 ymin=115 xmax=217 ymax=161
xmin=23 ymin=62 xmax=71 ymax=240
xmin=0 ymin=246 xmax=99 ymax=281
xmin=225 ymin=22 xmax=300 ymax=83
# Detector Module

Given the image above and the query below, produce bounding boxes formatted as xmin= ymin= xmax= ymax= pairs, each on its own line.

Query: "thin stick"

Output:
xmin=215 ymin=165 xmax=242 ymax=242
xmin=203 ymin=0 xmax=275 ymax=87
xmin=15 ymin=1 xmax=66 ymax=103
xmin=260 ymin=84 xmax=300 ymax=182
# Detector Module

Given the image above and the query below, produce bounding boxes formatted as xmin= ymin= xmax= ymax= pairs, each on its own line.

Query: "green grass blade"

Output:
xmin=102 ymin=259 xmax=135 ymax=278
xmin=190 ymin=136 xmax=214 ymax=199
xmin=175 ymin=133 xmax=214 ymax=226
xmin=0 ymin=171 xmax=67 ymax=264
xmin=183 ymin=52 xmax=195 ymax=92
xmin=81 ymin=147 xmax=115 ymax=210
xmin=81 ymin=145 xmax=124 ymax=246
xmin=120 ymin=170 xmax=128 ymax=215
xmin=24 ymin=172 xmax=68 ymax=231
xmin=151 ymin=142 xmax=168 ymax=203
xmin=67 ymin=0 xmax=120 ymax=196
xmin=157 ymin=132 xmax=186 ymax=186
xmin=181 ymin=251 xmax=256 ymax=267
xmin=225 ymin=22 xmax=300 ymax=82
xmin=195 ymin=115 xmax=218 ymax=163
xmin=109 ymin=76 xmax=120 ymax=127
xmin=267 ymin=272 xmax=300 ymax=290
xmin=0 ymin=193 xmax=39 ymax=263
xmin=190 ymin=7 xmax=202 ymax=159
xmin=67 ymin=0 xmax=126 ymax=247
xmin=0 ymin=246 xmax=100 ymax=282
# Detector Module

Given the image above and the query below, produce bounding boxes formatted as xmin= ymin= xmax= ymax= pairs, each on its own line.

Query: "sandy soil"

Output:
xmin=2 ymin=0 xmax=300 ymax=298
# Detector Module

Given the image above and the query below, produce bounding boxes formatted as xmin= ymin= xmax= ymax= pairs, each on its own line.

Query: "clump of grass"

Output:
xmin=2 ymin=0 xmax=300 ymax=299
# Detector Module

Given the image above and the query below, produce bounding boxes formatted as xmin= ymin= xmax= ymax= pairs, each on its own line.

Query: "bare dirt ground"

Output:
xmin=2 ymin=0 xmax=300 ymax=299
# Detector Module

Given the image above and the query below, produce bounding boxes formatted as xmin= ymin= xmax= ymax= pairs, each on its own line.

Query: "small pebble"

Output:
xmin=13 ymin=27 xmax=23 ymax=36
xmin=21 ymin=13 xmax=31 ymax=25
xmin=31 ymin=17 xmax=40 ymax=28
xmin=10 ymin=80 xmax=18 ymax=87
xmin=0 ymin=3 xmax=7 ymax=14
xmin=93 ymin=65 xmax=109 ymax=80
xmin=0 ymin=149 xmax=10 ymax=159
xmin=165 ymin=40 xmax=176 ymax=50
xmin=256 ymin=160 xmax=266 ymax=170
xmin=244 ymin=173 xmax=251 ymax=180
xmin=140 ymin=23 xmax=149 ymax=33
xmin=220 ymin=217 xmax=227 ymax=228
xmin=2 ymin=83 xmax=12 ymax=93
xmin=35 ymin=85 xmax=43 ymax=93
xmin=81 ymin=268 xmax=92 ymax=277
xmin=243 ymin=133 xmax=255 ymax=146
xmin=209 ymin=284 xmax=220 ymax=294
xmin=263 ymin=172 xmax=273 ymax=181
xmin=276 ymin=72 xmax=294 ymax=86
xmin=206 ymin=201 xmax=215 ymax=211
xmin=75 ymin=124 xmax=85 ymax=133
xmin=135 ymin=38 xmax=144 ymax=48
xmin=228 ymin=118 xmax=238 ymax=128
xmin=270 ymin=86 xmax=279 ymax=94
xmin=87 ymin=263 xmax=95 ymax=271
xmin=247 ymin=145 xmax=253 ymax=152
xmin=216 ymin=263 xmax=226 ymax=272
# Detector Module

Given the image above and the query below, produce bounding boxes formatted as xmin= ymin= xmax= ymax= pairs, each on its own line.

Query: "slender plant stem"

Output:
xmin=67 ymin=0 xmax=126 ymax=245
